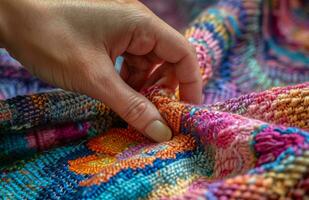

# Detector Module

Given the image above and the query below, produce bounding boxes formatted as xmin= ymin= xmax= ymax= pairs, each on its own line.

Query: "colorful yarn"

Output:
xmin=0 ymin=122 xmax=90 ymax=165
xmin=208 ymin=83 xmax=309 ymax=130
xmin=185 ymin=0 xmax=309 ymax=104
xmin=0 ymin=90 xmax=116 ymax=132
xmin=1 ymin=0 xmax=309 ymax=199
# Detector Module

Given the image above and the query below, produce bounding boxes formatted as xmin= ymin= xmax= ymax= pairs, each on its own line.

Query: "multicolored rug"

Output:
xmin=1 ymin=0 xmax=309 ymax=199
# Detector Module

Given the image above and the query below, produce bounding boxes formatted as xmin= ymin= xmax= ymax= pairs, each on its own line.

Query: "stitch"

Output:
xmin=1 ymin=0 xmax=309 ymax=199
xmin=68 ymin=130 xmax=196 ymax=184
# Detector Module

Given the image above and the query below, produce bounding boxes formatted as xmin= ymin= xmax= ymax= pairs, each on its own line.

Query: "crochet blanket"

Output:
xmin=1 ymin=0 xmax=309 ymax=199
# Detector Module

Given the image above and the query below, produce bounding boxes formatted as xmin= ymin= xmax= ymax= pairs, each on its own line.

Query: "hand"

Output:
xmin=0 ymin=0 xmax=202 ymax=142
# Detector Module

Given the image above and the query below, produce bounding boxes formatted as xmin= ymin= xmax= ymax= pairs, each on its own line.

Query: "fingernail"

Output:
xmin=145 ymin=120 xmax=172 ymax=142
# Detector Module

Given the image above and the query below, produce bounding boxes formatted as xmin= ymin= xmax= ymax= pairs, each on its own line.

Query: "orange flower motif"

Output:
xmin=68 ymin=155 xmax=116 ymax=174
xmin=68 ymin=128 xmax=197 ymax=186
xmin=87 ymin=128 xmax=148 ymax=155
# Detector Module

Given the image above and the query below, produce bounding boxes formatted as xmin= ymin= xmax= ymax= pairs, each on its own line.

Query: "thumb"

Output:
xmin=90 ymin=58 xmax=172 ymax=142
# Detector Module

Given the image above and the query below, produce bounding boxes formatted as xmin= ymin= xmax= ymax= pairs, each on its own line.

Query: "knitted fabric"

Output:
xmin=187 ymin=0 xmax=309 ymax=104
xmin=1 ymin=0 xmax=309 ymax=199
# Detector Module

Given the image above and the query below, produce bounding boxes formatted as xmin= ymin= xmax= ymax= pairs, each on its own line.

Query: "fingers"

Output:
xmin=175 ymin=53 xmax=203 ymax=104
xmin=120 ymin=52 xmax=162 ymax=91
xmin=142 ymin=63 xmax=178 ymax=91
xmin=90 ymin=55 xmax=172 ymax=142
xmin=120 ymin=60 xmax=148 ymax=90
xmin=152 ymin=20 xmax=202 ymax=104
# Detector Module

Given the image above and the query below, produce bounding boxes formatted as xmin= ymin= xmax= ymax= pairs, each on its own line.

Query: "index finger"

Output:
xmin=151 ymin=18 xmax=202 ymax=104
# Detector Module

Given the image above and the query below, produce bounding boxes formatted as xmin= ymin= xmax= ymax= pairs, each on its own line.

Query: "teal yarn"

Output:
xmin=0 ymin=0 xmax=309 ymax=199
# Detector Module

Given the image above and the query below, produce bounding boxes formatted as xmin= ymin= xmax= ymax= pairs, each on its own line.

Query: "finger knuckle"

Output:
xmin=122 ymin=96 xmax=147 ymax=123
xmin=188 ymin=43 xmax=197 ymax=56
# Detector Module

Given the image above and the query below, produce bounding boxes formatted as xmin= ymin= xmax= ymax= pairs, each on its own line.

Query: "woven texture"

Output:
xmin=1 ymin=0 xmax=309 ymax=199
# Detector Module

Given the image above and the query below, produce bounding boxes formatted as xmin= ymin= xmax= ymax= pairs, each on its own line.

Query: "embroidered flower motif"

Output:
xmin=68 ymin=128 xmax=196 ymax=186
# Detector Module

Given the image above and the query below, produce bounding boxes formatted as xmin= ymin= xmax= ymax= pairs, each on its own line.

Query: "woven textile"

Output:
xmin=1 ymin=0 xmax=309 ymax=199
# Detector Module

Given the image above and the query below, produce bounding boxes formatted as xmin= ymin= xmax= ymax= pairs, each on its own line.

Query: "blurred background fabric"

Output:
xmin=141 ymin=0 xmax=217 ymax=30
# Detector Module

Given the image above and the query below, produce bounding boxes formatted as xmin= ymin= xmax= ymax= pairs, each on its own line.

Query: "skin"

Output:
xmin=0 ymin=0 xmax=202 ymax=142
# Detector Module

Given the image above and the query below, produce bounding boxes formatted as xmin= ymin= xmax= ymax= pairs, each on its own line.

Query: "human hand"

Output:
xmin=0 ymin=0 xmax=202 ymax=142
